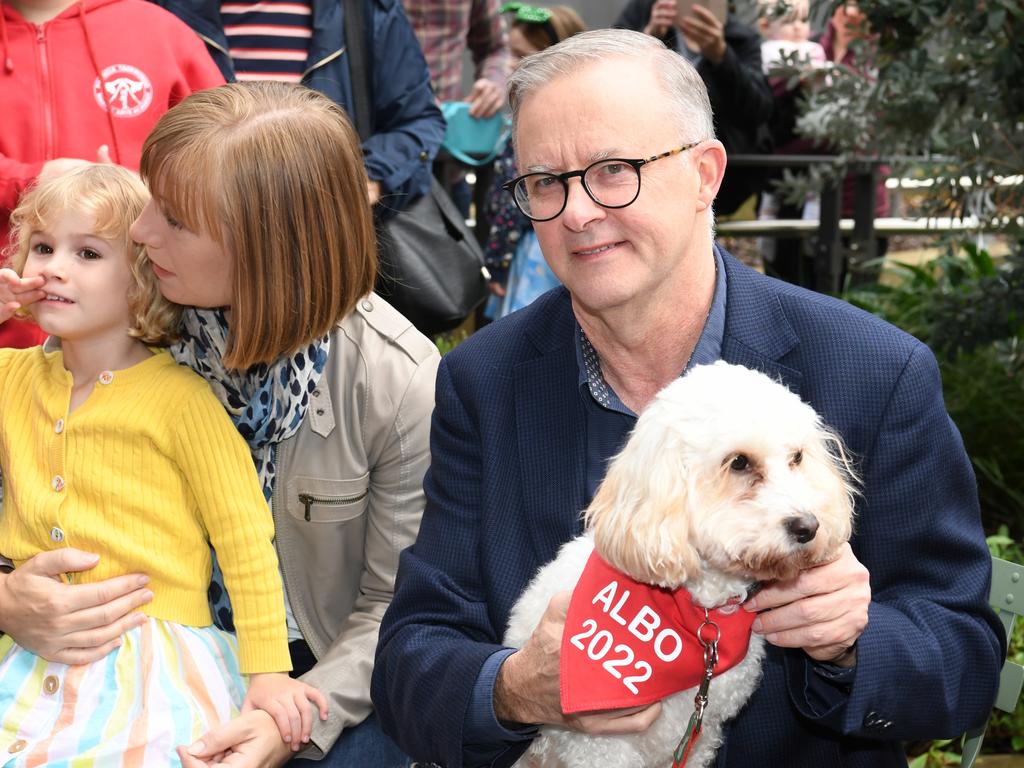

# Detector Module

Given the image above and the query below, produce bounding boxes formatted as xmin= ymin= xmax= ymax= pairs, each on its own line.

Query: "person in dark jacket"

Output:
xmin=150 ymin=0 xmax=445 ymax=215
xmin=615 ymin=0 xmax=773 ymax=215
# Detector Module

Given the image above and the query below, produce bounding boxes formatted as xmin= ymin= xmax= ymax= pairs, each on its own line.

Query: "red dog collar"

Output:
xmin=560 ymin=550 xmax=755 ymax=713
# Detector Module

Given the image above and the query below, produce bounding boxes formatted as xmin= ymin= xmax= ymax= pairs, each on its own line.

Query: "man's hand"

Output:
xmin=643 ymin=0 xmax=677 ymax=38
xmin=466 ymin=78 xmax=503 ymax=119
xmin=242 ymin=673 xmax=328 ymax=750
xmin=678 ymin=4 xmax=728 ymax=65
xmin=0 ymin=268 xmax=45 ymax=323
xmin=0 ymin=548 xmax=152 ymax=664
xmin=745 ymin=543 xmax=870 ymax=668
xmin=493 ymin=591 xmax=662 ymax=734
xmin=178 ymin=709 xmax=293 ymax=768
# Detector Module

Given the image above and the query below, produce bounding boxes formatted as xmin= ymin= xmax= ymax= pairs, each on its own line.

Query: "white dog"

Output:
xmin=503 ymin=361 xmax=857 ymax=768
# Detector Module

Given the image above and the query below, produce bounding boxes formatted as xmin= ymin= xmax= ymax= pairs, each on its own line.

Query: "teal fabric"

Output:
xmin=440 ymin=102 xmax=511 ymax=166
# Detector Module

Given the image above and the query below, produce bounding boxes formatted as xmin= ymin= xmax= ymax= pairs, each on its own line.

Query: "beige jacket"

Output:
xmin=273 ymin=294 xmax=439 ymax=758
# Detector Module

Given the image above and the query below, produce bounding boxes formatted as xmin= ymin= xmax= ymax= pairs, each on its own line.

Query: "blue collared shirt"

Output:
xmin=462 ymin=246 xmax=728 ymax=758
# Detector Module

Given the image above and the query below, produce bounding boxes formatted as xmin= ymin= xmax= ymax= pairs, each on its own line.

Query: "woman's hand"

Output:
xmin=0 ymin=548 xmax=152 ymax=664
xmin=178 ymin=709 xmax=294 ymax=768
xmin=242 ymin=673 xmax=328 ymax=750
xmin=0 ymin=268 xmax=45 ymax=323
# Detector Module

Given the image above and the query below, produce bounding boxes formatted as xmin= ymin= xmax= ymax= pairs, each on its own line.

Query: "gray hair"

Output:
xmin=508 ymin=29 xmax=716 ymax=147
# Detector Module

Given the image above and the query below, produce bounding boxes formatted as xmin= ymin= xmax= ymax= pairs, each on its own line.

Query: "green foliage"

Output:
xmin=844 ymin=243 xmax=1024 ymax=539
xmin=985 ymin=528 xmax=1024 ymax=754
xmin=433 ymin=329 xmax=470 ymax=355
xmin=795 ymin=0 xmax=1024 ymax=227
xmin=907 ymin=739 xmax=961 ymax=768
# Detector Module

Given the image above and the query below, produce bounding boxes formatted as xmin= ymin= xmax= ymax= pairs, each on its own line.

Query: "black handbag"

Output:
xmin=344 ymin=0 xmax=490 ymax=337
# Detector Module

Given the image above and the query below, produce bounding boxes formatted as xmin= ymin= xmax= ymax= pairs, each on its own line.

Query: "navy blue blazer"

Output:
xmin=373 ymin=253 xmax=1004 ymax=767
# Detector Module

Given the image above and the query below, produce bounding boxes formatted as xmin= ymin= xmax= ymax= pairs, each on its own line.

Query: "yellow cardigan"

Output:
xmin=0 ymin=347 xmax=290 ymax=674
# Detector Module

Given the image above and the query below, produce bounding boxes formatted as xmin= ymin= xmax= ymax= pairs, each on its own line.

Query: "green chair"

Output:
xmin=960 ymin=556 xmax=1024 ymax=768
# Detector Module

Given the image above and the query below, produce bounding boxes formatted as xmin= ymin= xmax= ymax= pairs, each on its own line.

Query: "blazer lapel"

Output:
xmin=719 ymin=252 xmax=804 ymax=396
xmin=514 ymin=293 xmax=588 ymax=565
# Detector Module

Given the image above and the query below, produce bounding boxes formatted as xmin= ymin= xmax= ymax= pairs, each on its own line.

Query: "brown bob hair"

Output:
xmin=514 ymin=5 xmax=586 ymax=52
xmin=139 ymin=81 xmax=377 ymax=369
xmin=5 ymin=164 xmax=181 ymax=345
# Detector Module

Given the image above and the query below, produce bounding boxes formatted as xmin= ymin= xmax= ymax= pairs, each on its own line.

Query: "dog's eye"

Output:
xmin=792 ymin=450 xmax=803 ymax=466
xmin=730 ymin=455 xmax=750 ymax=472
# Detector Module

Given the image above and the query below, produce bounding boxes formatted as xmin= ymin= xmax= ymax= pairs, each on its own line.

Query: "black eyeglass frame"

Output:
xmin=502 ymin=142 xmax=700 ymax=222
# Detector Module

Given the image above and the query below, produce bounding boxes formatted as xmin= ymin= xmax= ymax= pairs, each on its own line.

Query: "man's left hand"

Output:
xmin=177 ymin=710 xmax=294 ymax=768
xmin=678 ymin=4 xmax=727 ymax=65
xmin=466 ymin=78 xmax=504 ymax=119
xmin=744 ymin=543 xmax=870 ymax=668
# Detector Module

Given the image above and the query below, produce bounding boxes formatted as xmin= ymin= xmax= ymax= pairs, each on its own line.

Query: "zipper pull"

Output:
xmin=298 ymin=493 xmax=312 ymax=521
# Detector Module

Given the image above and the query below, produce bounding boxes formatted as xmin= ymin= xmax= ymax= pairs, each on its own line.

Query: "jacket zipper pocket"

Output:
xmin=297 ymin=490 xmax=368 ymax=521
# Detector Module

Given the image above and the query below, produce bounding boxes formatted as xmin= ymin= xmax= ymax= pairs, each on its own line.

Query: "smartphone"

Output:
xmin=675 ymin=0 xmax=728 ymax=26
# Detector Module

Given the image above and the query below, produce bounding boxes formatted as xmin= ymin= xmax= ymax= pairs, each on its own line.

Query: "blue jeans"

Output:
xmin=289 ymin=713 xmax=411 ymax=768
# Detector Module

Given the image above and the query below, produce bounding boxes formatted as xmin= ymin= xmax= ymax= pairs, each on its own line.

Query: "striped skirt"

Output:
xmin=0 ymin=618 xmax=246 ymax=767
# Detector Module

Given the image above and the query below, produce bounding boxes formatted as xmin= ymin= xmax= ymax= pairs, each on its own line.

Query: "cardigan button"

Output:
xmin=43 ymin=675 xmax=59 ymax=694
xmin=55 ymin=418 xmax=65 ymax=434
xmin=50 ymin=527 xmax=65 ymax=543
xmin=51 ymin=475 xmax=65 ymax=492
xmin=98 ymin=370 xmax=114 ymax=385
xmin=8 ymin=740 xmax=26 ymax=754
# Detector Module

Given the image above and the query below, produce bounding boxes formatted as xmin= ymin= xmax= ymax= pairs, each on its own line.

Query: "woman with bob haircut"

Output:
xmin=0 ymin=81 xmax=439 ymax=768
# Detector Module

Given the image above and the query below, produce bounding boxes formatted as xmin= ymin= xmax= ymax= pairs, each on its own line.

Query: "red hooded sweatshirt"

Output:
xmin=0 ymin=0 xmax=224 ymax=346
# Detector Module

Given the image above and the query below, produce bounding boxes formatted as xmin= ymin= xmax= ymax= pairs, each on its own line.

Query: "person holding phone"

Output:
xmin=615 ymin=0 xmax=774 ymax=216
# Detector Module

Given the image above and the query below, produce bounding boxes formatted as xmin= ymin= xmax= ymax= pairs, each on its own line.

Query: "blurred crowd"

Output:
xmin=1 ymin=0 xmax=881 ymax=344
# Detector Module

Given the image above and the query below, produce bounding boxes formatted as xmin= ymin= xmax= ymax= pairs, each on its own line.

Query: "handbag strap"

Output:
xmin=343 ymin=0 xmax=372 ymax=143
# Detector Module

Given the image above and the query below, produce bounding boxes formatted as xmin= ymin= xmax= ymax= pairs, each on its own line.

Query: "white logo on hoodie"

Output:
xmin=93 ymin=64 xmax=153 ymax=117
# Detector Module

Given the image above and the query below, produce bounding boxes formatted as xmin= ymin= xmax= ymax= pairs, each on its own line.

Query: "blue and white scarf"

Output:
xmin=171 ymin=308 xmax=330 ymax=631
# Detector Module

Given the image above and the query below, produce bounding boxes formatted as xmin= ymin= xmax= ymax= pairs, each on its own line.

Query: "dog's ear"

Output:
xmin=805 ymin=420 xmax=859 ymax=544
xmin=585 ymin=414 xmax=702 ymax=588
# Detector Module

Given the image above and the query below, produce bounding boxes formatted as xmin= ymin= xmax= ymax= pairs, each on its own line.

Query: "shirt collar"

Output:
xmin=574 ymin=245 xmax=728 ymax=416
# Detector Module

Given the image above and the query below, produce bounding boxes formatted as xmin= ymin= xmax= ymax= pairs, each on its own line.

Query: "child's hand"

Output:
xmin=242 ymin=672 xmax=329 ymax=751
xmin=0 ymin=269 xmax=45 ymax=323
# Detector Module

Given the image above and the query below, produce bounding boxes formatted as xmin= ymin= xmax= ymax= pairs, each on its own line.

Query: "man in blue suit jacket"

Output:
xmin=373 ymin=28 xmax=1004 ymax=768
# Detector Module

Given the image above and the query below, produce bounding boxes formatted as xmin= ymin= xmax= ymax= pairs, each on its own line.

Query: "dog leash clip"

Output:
xmin=671 ymin=610 xmax=721 ymax=768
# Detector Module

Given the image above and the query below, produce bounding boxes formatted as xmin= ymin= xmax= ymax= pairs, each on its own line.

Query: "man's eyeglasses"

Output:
xmin=502 ymin=143 xmax=699 ymax=222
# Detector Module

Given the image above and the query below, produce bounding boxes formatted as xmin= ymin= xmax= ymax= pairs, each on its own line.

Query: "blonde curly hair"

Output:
xmin=4 ymin=164 xmax=181 ymax=345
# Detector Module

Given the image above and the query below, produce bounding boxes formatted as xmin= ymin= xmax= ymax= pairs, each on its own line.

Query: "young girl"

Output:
xmin=0 ymin=164 xmax=326 ymax=765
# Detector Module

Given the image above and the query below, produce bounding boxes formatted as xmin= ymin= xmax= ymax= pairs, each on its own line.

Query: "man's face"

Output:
xmin=514 ymin=58 xmax=715 ymax=319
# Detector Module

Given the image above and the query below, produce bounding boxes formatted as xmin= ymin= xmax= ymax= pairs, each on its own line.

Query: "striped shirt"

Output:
xmin=221 ymin=0 xmax=312 ymax=82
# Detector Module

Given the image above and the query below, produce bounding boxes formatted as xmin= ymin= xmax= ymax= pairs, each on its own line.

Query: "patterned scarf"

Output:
xmin=171 ymin=308 xmax=330 ymax=629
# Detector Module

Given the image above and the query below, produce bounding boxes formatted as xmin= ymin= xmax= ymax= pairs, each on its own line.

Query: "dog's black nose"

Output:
xmin=786 ymin=514 xmax=819 ymax=544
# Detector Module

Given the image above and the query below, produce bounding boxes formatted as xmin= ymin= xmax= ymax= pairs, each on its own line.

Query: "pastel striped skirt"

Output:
xmin=0 ymin=618 xmax=246 ymax=767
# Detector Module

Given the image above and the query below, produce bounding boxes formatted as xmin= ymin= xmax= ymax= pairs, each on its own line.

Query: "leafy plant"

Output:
xmin=983 ymin=527 xmax=1024 ymax=755
xmin=433 ymin=329 xmax=470 ymax=356
xmin=845 ymin=243 xmax=1024 ymax=539
xmin=794 ymin=0 xmax=1024 ymax=229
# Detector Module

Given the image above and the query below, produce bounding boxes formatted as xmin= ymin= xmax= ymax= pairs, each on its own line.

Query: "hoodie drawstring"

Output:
xmin=1 ymin=3 xmax=13 ymax=74
xmin=79 ymin=0 xmax=121 ymax=164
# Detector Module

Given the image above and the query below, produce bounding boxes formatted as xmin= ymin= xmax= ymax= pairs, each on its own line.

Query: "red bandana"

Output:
xmin=560 ymin=551 xmax=756 ymax=713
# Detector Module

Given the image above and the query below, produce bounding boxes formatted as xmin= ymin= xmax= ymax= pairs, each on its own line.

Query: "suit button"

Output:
xmin=43 ymin=675 xmax=59 ymax=694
